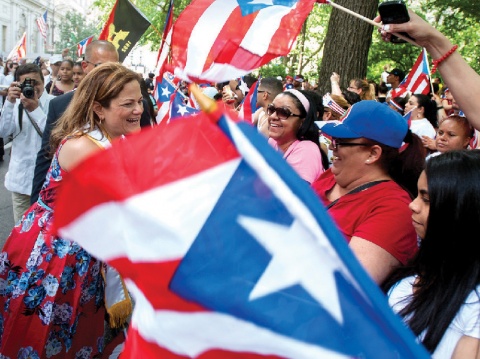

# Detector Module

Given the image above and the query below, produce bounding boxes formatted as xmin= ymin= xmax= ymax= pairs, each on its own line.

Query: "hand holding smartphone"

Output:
xmin=223 ymin=85 xmax=237 ymax=105
xmin=378 ymin=0 xmax=414 ymax=44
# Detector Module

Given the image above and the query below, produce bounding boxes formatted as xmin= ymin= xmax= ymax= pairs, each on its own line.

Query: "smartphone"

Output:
xmin=378 ymin=0 xmax=413 ymax=44
xmin=223 ymin=85 xmax=237 ymax=104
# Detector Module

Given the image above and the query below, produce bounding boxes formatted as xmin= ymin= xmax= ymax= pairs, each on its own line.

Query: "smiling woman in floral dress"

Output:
xmin=0 ymin=63 xmax=142 ymax=358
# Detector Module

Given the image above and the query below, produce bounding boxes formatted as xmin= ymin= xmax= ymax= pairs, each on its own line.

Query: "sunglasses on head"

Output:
xmin=266 ymin=104 xmax=301 ymax=120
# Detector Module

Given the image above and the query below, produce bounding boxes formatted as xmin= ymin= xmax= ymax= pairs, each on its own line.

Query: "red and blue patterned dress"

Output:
xmin=0 ymin=137 xmax=106 ymax=358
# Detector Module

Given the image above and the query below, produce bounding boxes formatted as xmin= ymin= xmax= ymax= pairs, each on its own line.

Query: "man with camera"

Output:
xmin=0 ymin=64 xmax=53 ymax=222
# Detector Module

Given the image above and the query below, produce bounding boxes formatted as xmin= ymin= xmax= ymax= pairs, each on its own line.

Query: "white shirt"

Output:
xmin=0 ymin=91 xmax=53 ymax=195
xmin=389 ymin=276 xmax=480 ymax=359
xmin=410 ymin=118 xmax=436 ymax=140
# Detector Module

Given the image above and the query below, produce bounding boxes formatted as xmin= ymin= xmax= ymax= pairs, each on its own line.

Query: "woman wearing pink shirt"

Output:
xmin=267 ymin=89 xmax=326 ymax=183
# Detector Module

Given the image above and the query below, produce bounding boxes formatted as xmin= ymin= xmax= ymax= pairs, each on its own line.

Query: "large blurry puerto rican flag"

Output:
xmin=54 ymin=108 xmax=429 ymax=358
xmin=391 ymin=48 xmax=431 ymax=98
xmin=170 ymin=0 xmax=316 ymax=82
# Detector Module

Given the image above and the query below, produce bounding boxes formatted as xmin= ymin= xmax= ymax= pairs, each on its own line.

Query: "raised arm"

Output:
xmin=378 ymin=11 xmax=480 ymax=130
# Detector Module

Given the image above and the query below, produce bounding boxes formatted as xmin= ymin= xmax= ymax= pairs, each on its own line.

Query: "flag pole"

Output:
xmin=321 ymin=0 xmax=420 ymax=47
xmin=189 ymin=84 xmax=218 ymax=115
xmin=423 ymin=47 xmax=435 ymax=95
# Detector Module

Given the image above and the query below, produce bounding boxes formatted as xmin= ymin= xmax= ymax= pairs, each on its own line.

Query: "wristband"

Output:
xmin=431 ymin=45 xmax=458 ymax=74
xmin=437 ymin=106 xmax=443 ymax=109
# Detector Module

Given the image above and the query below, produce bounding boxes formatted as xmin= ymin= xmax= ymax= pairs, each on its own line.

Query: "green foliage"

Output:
xmin=257 ymin=62 xmax=287 ymax=79
xmin=367 ymin=1 xmax=480 ymax=83
xmin=258 ymin=4 xmax=330 ymax=80
xmin=420 ymin=1 xmax=480 ymax=74
xmin=56 ymin=11 xmax=98 ymax=55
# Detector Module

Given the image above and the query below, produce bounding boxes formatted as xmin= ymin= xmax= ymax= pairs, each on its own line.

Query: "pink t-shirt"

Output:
xmin=268 ymin=138 xmax=324 ymax=183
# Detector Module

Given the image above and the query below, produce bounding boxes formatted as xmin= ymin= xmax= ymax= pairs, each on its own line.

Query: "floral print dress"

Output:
xmin=0 ymin=138 xmax=106 ymax=358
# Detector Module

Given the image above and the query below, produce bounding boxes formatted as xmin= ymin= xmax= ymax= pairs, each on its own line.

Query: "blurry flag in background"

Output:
xmin=77 ymin=35 xmax=94 ymax=58
xmin=98 ymin=0 xmax=151 ymax=62
xmin=7 ymin=32 xmax=26 ymax=61
xmin=36 ymin=11 xmax=48 ymax=42
xmin=155 ymin=0 xmax=174 ymax=81
xmin=170 ymin=0 xmax=316 ymax=83
xmin=391 ymin=48 xmax=431 ymax=98
xmin=169 ymin=91 xmax=199 ymax=121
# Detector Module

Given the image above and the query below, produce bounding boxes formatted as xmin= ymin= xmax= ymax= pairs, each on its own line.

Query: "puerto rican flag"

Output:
xmin=77 ymin=35 xmax=94 ymax=58
xmin=238 ymin=79 xmax=260 ymax=122
xmin=170 ymin=0 xmax=316 ymax=82
xmin=154 ymin=71 xmax=177 ymax=124
xmin=155 ymin=0 xmax=174 ymax=81
xmin=7 ymin=32 xmax=26 ymax=61
xmin=391 ymin=48 xmax=431 ymax=98
xmin=169 ymin=91 xmax=199 ymax=121
xmin=54 ymin=107 xmax=429 ymax=358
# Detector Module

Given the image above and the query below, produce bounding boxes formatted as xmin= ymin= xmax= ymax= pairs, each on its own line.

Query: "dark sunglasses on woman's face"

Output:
xmin=266 ymin=103 xmax=301 ymax=121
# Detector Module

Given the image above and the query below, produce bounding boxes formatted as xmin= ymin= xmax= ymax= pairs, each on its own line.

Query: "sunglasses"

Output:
xmin=266 ymin=104 xmax=301 ymax=121
xmin=331 ymin=138 xmax=373 ymax=150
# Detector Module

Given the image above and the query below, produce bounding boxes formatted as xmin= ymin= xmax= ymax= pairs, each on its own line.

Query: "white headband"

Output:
xmin=285 ymin=89 xmax=310 ymax=113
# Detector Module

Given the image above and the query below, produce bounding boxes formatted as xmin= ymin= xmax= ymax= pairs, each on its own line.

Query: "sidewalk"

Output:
xmin=0 ymin=141 xmax=14 ymax=248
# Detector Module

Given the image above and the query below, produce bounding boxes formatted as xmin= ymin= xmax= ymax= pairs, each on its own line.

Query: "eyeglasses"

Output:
xmin=266 ymin=104 xmax=301 ymax=121
xmin=331 ymin=138 xmax=372 ymax=150
xmin=85 ymin=60 xmax=102 ymax=68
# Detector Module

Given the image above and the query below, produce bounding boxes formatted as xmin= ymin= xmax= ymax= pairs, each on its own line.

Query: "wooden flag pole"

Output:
xmin=323 ymin=0 xmax=421 ymax=48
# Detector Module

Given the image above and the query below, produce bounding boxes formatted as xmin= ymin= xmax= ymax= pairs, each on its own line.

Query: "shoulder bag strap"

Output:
xmin=326 ymin=180 xmax=390 ymax=210
xmin=24 ymin=109 xmax=43 ymax=138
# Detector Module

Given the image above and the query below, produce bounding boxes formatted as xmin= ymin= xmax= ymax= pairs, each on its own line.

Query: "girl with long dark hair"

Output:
xmin=384 ymin=150 xmax=480 ymax=358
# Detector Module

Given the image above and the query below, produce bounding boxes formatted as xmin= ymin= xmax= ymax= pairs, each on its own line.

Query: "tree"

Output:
xmin=56 ymin=11 xmax=98 ymax=57
xmin=317 ymin=0 xmax=378 ymax=94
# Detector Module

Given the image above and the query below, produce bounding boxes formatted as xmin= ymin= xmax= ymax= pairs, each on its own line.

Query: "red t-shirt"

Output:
xmin=312 ymin=169 xmax=418 ymax=265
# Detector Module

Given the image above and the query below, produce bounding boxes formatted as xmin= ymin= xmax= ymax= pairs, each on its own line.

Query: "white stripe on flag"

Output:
xmin=127 ymin=280 xmax=349 ymax=359
xmin=185 ymin=0 xmax=238 ymax=76
xmin=59 ymin=159 xmax=241 ymax=262
xmin=240 ymin=4 xmax=295 ymax=55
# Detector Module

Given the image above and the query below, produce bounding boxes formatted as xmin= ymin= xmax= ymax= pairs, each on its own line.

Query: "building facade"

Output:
xmin=0 ymin=0 xmax=93 ymax=60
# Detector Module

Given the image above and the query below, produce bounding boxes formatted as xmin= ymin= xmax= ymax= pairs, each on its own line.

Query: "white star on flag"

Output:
xmin=162 ymin=86 xmax=172 ymax=98
xmin=176 ymin=105 xmax=190 ymax=117
xmin=238 ymin=215 xmax=347 ymax=324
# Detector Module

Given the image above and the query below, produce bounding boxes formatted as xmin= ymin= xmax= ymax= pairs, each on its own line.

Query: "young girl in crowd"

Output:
xmin=46 ymin=59 xmax=75 ymax=96
xmin=384 ymin=150 xmax=480 ymax=358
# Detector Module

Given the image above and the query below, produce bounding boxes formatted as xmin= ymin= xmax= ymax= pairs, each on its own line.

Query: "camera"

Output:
xmin=19 ymin=78 xmax=36 ymax=99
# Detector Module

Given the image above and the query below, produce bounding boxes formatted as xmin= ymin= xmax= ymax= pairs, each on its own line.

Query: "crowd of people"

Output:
xmin=0 ymin=8 xmax=478 ymax=359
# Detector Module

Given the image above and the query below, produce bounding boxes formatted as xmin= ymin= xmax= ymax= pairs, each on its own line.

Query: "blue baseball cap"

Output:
xmin=320 ymin=100 xmax=408 ymax=148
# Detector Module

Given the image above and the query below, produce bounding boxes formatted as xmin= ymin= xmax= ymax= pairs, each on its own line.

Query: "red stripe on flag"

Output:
xmin=205 ymin=6 xmax=259 ymax=70
xmin=109 ymin=258 xmax=206 ymax=311
xmin=54 ymin=114 xmax=239 ymax=231
xmin=98 ymin=0 xmax=119 ymax=40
